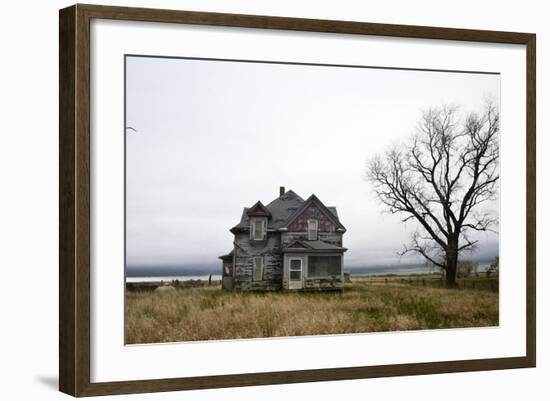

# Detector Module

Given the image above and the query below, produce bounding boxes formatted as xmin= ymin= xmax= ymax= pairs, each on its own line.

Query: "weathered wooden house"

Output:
xmin=219 ymin=187 xmax=347 ymax=292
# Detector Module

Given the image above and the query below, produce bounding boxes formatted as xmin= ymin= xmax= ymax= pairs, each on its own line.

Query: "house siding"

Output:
xmin=282 ymin=231 xmax=343 ymax=248
xmin=287 ymin=203 xmax=339 ymax=233
xmin=233 ymin=232 xmax=283 ymax=291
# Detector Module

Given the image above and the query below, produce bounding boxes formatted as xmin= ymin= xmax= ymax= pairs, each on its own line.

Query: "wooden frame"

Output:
xmin=59 ymin=3 xmax=536 ymax=397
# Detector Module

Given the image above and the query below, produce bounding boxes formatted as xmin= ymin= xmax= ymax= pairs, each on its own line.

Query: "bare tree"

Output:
xmin=367 ymin=102 xmax=499 ymax=288
xmin=486 ymin=256 xmax=499 ymax=277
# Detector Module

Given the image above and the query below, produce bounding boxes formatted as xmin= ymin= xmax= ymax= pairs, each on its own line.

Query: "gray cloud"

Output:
xmin=126 ymin=56 xmax=500 ymax=269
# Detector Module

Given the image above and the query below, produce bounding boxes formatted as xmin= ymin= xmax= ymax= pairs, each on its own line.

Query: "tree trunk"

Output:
xmin=445 ymin=241 xmax=459 ymax=288
xmin=445 ymin=261 xmax=458 ymax=288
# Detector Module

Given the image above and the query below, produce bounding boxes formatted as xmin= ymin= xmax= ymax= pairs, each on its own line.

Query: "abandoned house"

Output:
xmin=219 ymin=187 xmax=347 ymax=292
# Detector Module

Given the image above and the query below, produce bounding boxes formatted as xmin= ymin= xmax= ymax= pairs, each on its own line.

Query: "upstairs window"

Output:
xmin=250 ymin=218 xmax=266 ymax=240
xmin=307 ymin=219 xmax=318 ymax=240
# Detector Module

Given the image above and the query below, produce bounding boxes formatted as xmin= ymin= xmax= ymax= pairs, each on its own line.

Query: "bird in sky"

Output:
xmin=126 ymin=126 xmax=137 ymax=132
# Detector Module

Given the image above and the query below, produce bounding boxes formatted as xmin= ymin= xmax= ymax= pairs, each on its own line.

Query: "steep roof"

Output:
xmin=230 ymin=190 xmax=343 ymax=232
xmin=265 ymin=190 xmax=304 ymax=228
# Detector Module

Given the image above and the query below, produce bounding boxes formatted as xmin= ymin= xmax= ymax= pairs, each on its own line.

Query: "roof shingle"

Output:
xmin=230 ymin=190 xmax=343 ymax=232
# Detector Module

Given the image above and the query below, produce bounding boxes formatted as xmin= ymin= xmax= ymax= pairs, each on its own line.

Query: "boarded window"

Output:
xmin=307 ymin=256 xmax=341 ymax=277
xmin=253 ymin=257 xmax=263 ymax=281
xmin=251 ymin=219 xmax=266 ymax=240
xmin=307 ymin=219 xmax=318 ymax=240
xmin=289 ymin=259 xmax=302 ymax=281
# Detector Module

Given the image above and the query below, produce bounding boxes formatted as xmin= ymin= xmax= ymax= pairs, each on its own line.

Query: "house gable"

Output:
xmin=246 ymin=201 xmax=272 ymax=218
xmin=286 ymin=240 xmax=308 ymax=249
xmin=285 ymin=195 xmax=346 ymax=233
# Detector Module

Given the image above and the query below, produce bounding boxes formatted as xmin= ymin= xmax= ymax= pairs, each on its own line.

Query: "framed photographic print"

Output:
xmin=59 ymin=4 xmax=536 ymax=397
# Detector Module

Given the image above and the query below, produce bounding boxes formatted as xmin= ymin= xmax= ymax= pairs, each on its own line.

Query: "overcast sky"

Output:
xmin=125 ymin=56 xmax=500 ymax=269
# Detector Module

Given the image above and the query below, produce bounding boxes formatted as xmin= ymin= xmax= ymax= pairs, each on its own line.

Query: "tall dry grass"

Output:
xmin=125 ymin=278 xmax=498 ymax=344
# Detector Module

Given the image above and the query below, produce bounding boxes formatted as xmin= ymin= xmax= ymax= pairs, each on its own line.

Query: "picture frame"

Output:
xmin=59 ymin=3 xmax=536 ymax=397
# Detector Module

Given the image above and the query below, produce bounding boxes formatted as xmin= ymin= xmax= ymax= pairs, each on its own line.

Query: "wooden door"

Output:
xmin=288 ymin=258 xmax=303 ymax=289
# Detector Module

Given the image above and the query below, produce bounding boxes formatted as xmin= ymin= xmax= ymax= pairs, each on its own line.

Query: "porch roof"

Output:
xmin=283 ymin=240 xmax=347 ymax=253
xmin=218 ymin=250 xmax=234 ymax=260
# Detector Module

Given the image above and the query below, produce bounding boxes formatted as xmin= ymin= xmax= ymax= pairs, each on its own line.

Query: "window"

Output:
xmin=289 ymin=259 xmax=302 ymax=281
xmin=253 ymin=257 xmax=264 ymax=281
xmin=307 ymin=255 xmax=341 ymax=277
xmin=250 ymin=218 xmax=266 ymax=240
xmin=307 ymin=219 xmax=318 ymax=240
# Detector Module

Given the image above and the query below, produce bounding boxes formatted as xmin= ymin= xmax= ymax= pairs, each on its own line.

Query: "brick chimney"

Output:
xmin=279 ymin=186 xmax=285 ymax=197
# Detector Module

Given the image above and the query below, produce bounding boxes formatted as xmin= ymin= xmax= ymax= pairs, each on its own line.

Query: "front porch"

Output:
xmin=282 ymin=240 xmax=347 ymax=291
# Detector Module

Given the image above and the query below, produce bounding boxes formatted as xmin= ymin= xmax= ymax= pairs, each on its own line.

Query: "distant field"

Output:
xmin=125 ymin=276 xmax=499 ymax=344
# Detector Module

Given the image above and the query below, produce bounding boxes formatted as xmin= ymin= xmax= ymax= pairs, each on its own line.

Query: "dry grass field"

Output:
xmin=125 ymin=276 xmax=498 ymax=344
